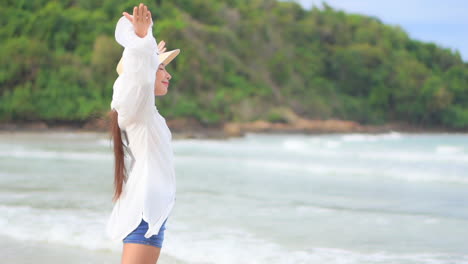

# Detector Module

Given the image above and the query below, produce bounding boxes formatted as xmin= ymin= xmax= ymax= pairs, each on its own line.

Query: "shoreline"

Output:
xmin=0 ymin=233 xmax=185 ymax=264
xmin=1 ymin=118 xmax=466 ymax=139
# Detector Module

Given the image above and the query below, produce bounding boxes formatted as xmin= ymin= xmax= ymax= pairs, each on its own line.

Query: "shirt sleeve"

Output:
xmin=111 ymin=16 xmax=160 ymax=129
xmin=115 ymin=16 xmax=156 ymax=52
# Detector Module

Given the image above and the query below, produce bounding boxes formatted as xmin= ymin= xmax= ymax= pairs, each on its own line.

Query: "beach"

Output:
xmin=1 ymin=131 xmax=467 ymax=263
xmin=0 ymin=233 xmax=184 ymax=263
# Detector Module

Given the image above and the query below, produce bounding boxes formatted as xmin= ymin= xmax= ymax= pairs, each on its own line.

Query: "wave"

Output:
xmin=290 ymin=200 xmax=468 ymax=222
xmin=279 ymin=142 xmax=468 ymax=164
xmin=164 ymin=225 xmax=468 ymax=264
xmin=174 ymin=133 xmax=468 ymax=165
xmin=175 ymin=155 xmax=468 ymax=185
xmin=0 ymin=204 xmax=466 ymax=264
xmin=436 ymin=145 xmax=464 ymax=154
xmin=97 ymin=139 xmax=113 ymax=147
xmin=0 ymin=204 xmax=119 ymax=251
xmin=356 ymin=151 xmax=468 ymax=163
xmin=341 ymin=131 xmax=403 ymax=142
xmin=0 ymin=148 xmax=111 ymax=161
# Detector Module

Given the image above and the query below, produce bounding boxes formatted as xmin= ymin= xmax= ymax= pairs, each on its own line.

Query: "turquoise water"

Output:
xmin=0 ymin=131 xmax=467 ymax=263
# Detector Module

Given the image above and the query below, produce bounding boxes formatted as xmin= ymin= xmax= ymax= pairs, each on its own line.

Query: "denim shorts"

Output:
xmin=122 ymin=218 xmax=167 ymax=248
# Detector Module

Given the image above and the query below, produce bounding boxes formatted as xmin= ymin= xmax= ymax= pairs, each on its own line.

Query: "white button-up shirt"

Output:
xmin=106 ymin=16 xmax=176 ymax=241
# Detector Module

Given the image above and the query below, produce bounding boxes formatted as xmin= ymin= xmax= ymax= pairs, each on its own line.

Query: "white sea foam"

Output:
xmin=341 ymin=132 xmax=402 ymax=142
xmin=282 ymin=137 xmax=342 ymax=150
xmin=357 ymin=151 xmax=468 ymax=163
xmin=325 ymin=140 xmax=341 ymax=148
xmin=436 ymin=145 xmax=464 ymax=154
xmin=386 ymin=170 xmax=468 ymax=184
xmin=0 ymin=205 xmax=120 ymax=252
xmin=175 ymin=155 xmax=468 ymax=184
xmin=0 ymin=197 xmax=467 ymax=264
xmin=97 ymin=139 xmax=113 ymax=147
xmin=163 ymin=225 xmax=468 ymax=264
xmin=282 ymin=139 xmax=309 ymax=151
xmin=0 ymin=148 xmax=111 ymax=161
xmin=303 ymin=247 xmax=468 ymax=264
xmin=182 ymin=144 xmax=468 ymax=164
xmin=2 ymin=132 xmax=468 ymax=264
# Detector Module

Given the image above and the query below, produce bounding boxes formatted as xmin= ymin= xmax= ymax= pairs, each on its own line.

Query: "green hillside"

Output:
xmin=1 ymin=0 xmax=468 ymax=129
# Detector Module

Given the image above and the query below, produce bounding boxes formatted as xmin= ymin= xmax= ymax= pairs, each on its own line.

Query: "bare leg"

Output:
xmin=121 ymin=243 xmax=161 ymax=264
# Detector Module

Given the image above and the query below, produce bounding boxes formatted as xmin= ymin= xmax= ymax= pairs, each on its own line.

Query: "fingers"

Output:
xmin=131 ymin=4 xmax=151 ymax=23
xmin=158 ymin=40 xmax=167 ymax=53
xmin=147 ymin=10 xmax=152 ymax=25
xmin=126 ymin=3 xmax=152 ymax=38
xmin=133 ymin=6 xmax=138 ymax=21
xmin=138 ymin=3 xmax=144 ymax=20
xmin=122 ymin=12 xmax=133 ymax=22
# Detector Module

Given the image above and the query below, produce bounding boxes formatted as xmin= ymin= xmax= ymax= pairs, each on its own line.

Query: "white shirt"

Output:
xmin=106 ymin=16 xmax=176 ymax=241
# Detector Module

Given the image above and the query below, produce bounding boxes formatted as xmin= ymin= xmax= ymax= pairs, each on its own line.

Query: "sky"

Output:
xmin=292 ymin=0 xmax=468 ymax=61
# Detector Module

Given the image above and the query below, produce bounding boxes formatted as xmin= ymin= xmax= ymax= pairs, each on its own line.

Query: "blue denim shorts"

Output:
xmin=122 ymin=218 xmax=167 ymax=248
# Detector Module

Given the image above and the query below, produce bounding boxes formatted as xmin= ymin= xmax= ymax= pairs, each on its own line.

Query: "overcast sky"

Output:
xmin=292 ymin=0 xmax=468 ymax=61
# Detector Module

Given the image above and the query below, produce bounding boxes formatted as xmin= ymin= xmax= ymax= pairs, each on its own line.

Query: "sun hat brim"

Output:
xmin=159 ymin=49 xmax=180 ymax=66
xmin=116 ymin=49 xmax=180 ymax=75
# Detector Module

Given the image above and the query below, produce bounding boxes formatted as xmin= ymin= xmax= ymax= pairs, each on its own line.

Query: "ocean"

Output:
xmin=0 ymin=131 xmax=467 ymax=264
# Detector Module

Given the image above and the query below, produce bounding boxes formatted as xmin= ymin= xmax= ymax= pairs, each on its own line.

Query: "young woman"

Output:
xmin=105 ymin=3 xmax=180 ymax=264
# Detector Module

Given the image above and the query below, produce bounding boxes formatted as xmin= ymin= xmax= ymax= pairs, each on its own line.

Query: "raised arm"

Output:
xmin=116 ymin=4 xmax=155 ymax=52
xmin=111 ymin=4 xmax=160 ymax=129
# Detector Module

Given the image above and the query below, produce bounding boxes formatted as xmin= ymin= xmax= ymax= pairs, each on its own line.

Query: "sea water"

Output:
xmin=0 ymin=131 xmax=467 ymax=264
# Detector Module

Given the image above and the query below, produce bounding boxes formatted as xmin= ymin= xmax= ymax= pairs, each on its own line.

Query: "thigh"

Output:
xmin=121 ymin=218 xmax=168 ymax=264
xmin=121 ymin=242 xmax=161 ymax=264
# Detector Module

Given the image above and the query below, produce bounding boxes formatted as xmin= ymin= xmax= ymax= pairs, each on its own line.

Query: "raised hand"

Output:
xmin=157 ymin=40 xmax=167 ymax=54
xmin=122 ymin=3 xmax=153 ymax=38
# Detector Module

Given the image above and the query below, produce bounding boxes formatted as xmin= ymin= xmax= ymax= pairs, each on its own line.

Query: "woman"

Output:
xmin=106 ymin=3 xmax=180 ymax=264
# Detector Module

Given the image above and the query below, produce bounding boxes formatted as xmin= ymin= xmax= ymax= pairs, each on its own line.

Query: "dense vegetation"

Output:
xmin=1 ymin=0 xmax=468 ymax=128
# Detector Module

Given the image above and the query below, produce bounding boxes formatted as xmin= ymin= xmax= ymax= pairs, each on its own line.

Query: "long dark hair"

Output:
xmin=108 ymin=109 xmax=127 ymax=203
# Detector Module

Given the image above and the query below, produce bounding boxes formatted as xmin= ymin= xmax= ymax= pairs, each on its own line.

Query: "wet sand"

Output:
xmin=0 ymin=234 xmax=186 ymax=264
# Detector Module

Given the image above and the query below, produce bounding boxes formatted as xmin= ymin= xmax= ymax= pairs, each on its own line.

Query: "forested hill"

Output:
xmin=1 ymin=0 xmax=468 ymax=129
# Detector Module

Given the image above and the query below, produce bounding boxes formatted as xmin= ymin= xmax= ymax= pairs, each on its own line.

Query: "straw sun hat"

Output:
xmin=116 ymin=49 xmax=180 ymax=75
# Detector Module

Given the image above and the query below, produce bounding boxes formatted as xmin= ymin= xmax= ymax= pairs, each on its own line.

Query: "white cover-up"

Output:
xmin=106 ymin=16 xmax=176 ymax=241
